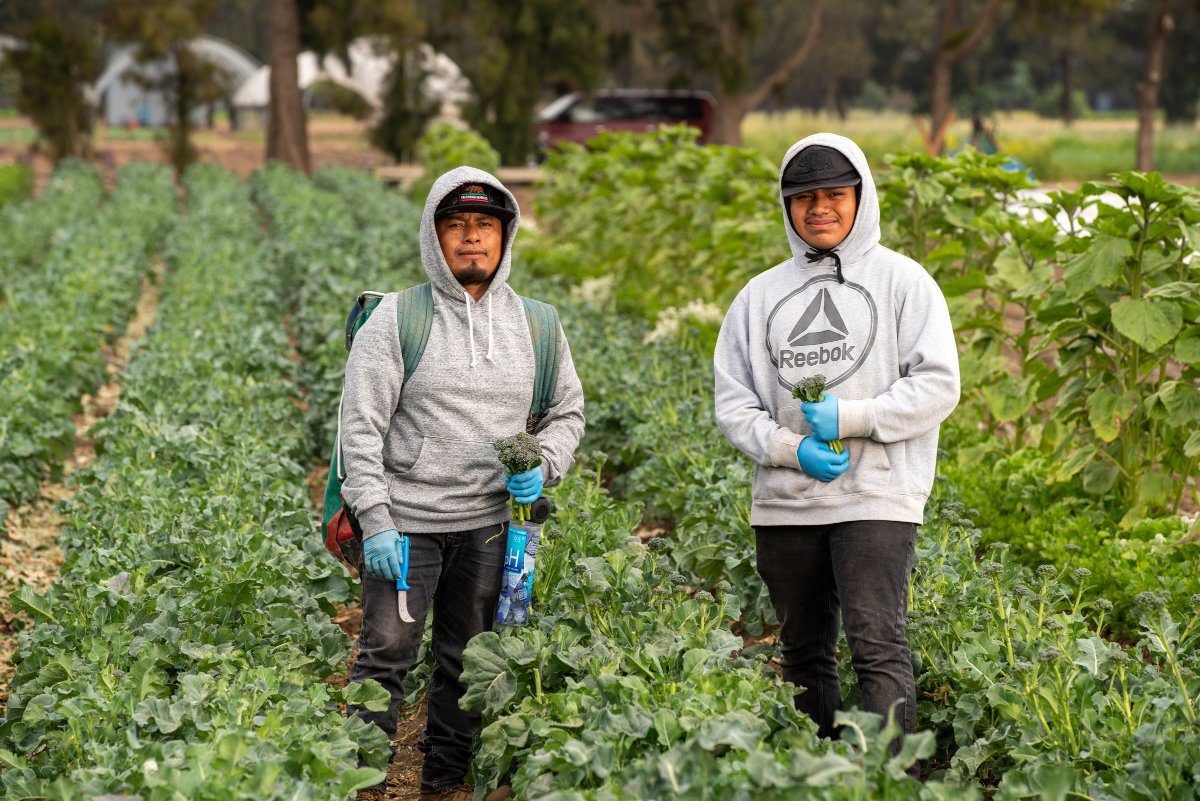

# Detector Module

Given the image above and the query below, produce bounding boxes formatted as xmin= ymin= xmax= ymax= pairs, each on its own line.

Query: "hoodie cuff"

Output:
xmin=769 ymin=427 xmax=804 ymax=469
xmin=357 ymin=505 xmax=396 ymax=539
xmin=838 ymin=398 xmax=875 ymax=439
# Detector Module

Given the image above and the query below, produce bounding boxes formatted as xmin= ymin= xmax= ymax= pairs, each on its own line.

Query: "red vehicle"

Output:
xmin=533 ymin=89 xmax=717 ymax=154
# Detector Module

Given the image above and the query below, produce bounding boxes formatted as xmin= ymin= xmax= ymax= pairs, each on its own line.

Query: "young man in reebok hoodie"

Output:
xmin=714 ymin=133 xmax=960 ymax=739
xmin=339 ymin=167 xmax=585 ymax=800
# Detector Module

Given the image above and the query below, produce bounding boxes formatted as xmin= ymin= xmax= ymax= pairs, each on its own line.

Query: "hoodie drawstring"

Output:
xmin=485 ymin=295 xmax=494 ymax=363
xmin=464 ymin=291 xmax=495 ymax=368
xmin=465 ymin=291 xmax=478 ymax=368
xmin=805 ymin=249 xmax=845 ymax=284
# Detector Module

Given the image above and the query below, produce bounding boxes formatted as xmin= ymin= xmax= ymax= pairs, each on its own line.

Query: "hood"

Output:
xmin=779 ymin=133 xmax=880 ymax=271
xmin=419 ymin=165 xmax=521 ymax=303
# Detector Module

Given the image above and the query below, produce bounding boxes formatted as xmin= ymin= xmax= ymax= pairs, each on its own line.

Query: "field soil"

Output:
xmin=0 ymin=114 xmax=399 ymax=190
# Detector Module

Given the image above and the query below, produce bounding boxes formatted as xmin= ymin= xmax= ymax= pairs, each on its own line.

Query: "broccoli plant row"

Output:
xmin=251 ymin=164 xmax=423 ymax=460
xmin=0 ymin=165 xmax=391 ymax=800
xmin=0 ymin=163 xmax=173 ymax=511
xmin=0 ymin=159 xmax=106 ymax=293
xmin=462 ymin=465 xmax=968 ymax=801
xmin=514 ymin=198 xmax=1200 ymax=796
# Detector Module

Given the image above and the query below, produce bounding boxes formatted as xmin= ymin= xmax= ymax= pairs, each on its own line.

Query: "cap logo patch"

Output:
xmin=793 ymin=150 xmax=835 ymax=175
xmin=459 ymin=185 xmax=490 ymax=203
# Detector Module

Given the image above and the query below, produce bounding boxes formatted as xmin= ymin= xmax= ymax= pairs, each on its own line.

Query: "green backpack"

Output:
xmin=322 ymin=282 xmax=561 ymax=567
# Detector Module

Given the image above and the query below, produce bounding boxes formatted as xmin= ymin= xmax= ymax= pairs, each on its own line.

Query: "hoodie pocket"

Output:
xmin=391 ymin=436 xmax=506 ymax=504
xmin=844 ymin=439 xmax=893 ymax=494
xmin=753 ymin=439 xmax=894 ymax=505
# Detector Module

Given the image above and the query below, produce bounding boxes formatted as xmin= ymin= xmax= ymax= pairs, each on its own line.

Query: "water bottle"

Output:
xmin=496 ymin=522 xmax=540 ymax=627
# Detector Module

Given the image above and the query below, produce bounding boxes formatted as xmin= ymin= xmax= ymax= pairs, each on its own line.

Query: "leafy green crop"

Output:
xmin=0 ymin=162 xmax=33 ymax=208
xmin=1 ymin=166 xmax=390 ymax=799
xmin=408 ymin=121 xmax=502 ymax=205
xmin=524 ymin=125 xmax=780 ymax=326
xmin=254 ymin=163 xmax=424 ymax=460
xmin=461 ymin=469 xmax=973 ymax=800
xmin=0 ymin=159 xmax=104 ymax=292
xmin=0 ymin=162 xmax=171 ymax=511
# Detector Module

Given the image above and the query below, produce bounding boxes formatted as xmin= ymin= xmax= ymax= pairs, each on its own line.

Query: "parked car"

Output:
xmin=533 ymin=89 xmax=717 ymax=155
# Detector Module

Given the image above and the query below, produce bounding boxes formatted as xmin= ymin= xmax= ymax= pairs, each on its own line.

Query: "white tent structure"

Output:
xmin=90 ymin=36 xmax=261 ymax=128
xmin=232 ymin=38 xmax=470 ymax=122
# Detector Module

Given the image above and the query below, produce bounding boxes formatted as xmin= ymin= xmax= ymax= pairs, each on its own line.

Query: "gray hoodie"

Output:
xmin=339 ymin=166 xmax=585 ymax=537
xmin=714 ymin=133 xmax=960 ymax=526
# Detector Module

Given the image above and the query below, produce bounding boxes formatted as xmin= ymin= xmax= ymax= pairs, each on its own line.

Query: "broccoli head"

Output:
xmin=791 ymin=374 xmax=828 ymax=403
xmin=494 ymin=432 xmax=542 ymax=475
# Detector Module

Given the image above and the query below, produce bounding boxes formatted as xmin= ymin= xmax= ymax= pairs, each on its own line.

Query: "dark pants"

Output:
xmin=348 ymin=522 xmax=506 ymax=794
xmin=755 ymin=520 xmax=916 ymax=740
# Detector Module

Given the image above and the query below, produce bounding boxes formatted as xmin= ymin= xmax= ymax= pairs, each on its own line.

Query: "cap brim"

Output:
xmin=781 ymin=177 xmax=862 ymax=197
xmin=434 ymin=203 xmax=516 ymax=223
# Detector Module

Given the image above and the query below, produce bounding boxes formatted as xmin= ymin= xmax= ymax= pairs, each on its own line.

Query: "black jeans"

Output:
xmin=755 ymin=520 xmax=917 ymax=739
xmin=348 ymin=522 xmax=506 ymax=794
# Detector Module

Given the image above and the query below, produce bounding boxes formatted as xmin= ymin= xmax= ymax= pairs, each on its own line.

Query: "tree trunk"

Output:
xmin=921 ymin=0 xmax=1003 ymax=155
xmin=266 ymin=0 xmax=310 ymax=173
xmin=928 ymin=53 xmax=955 ymax=155
xmin=707 ymin=0 xmax=825 ymax=147
xmin=168 ymin=43 xmax=199 ymax=175
xmin=710 ymin=93 xmax=750 ymax=147
xmin=1135 ymin=0 xmax=1174 ymax=172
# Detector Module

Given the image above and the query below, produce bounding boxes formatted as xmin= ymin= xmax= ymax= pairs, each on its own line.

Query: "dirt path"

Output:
xmin=0 ymin=262 xmax=163 ymax=710
xmin=1 ymin=115 xmax=399 ymax=192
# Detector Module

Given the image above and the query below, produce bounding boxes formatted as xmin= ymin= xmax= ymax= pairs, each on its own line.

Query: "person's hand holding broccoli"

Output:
xmin=792 ymin=374 xmax=844 ymax=454
xmin=495 ymin=432 xmax=543 ymax=525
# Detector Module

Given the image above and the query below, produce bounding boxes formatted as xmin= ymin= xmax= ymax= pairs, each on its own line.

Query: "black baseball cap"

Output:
xmin=434 ymin=182 xmax=516 ymax=223
xmin=781 ymin=145 xmax=861 ymax=197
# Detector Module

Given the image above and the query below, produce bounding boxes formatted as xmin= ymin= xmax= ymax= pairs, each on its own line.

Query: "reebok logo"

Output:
xmin=766 ymin=275 xmax=878 ymax=392
xmin=778 ymin=343 xmax=855 ymax=368
xmin=788 ymin=288 xmax=848 ymax=346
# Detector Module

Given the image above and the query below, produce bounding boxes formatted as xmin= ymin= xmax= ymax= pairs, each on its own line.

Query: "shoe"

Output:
xmin=419 ymin=786 xmax=473 ymax=801
xmin=486 ymin=786 xmax=515 ymax=801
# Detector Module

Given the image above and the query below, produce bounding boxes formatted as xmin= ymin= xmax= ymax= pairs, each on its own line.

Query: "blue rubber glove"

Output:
xmin=363 ymin=529 xmax=405 ymax=581
xmin=797 ymin=436 xmax=850 ymax=482
xmin=505 ymin=466 xmax=544 ymax=505
xmin=801 ymin=393 xmax=840 ymax=442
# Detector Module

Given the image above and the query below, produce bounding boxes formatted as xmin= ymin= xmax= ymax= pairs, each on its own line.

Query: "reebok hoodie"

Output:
xmin=714 ymin=133 xmax=960 ymax=526
xmin=339 ymin=166 xmax=585 ymax=536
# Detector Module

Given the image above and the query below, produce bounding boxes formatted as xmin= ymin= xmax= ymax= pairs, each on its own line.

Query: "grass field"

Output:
xmin=742 ymin=109 xmax=1200 ymax=184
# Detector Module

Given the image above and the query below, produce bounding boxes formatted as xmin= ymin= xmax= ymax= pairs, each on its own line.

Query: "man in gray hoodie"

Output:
xmin=714 ymin=133 xmax=959 ymax=740
xmin=339 ymin=167 xmax=585 ymax=799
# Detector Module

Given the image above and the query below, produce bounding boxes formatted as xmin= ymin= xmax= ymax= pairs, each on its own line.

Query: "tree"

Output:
xmin=921 ymin=0 xmax=1004 ymax=155
xmin=1158 ymin=0 xmax=1196 ymax=124
xmin=1 ymin=0 xmax=105 ymax=162
xmin=105 ymin=0 xmax=227 ymax=174
xmin=369 ymin=44 xmax=439 ymax=163
xmin=266 ymin=0 xmax=310 ymax=172
xmin=1135 ymin=0 xmax=1173 ymax=171
xmin=4 ymin=14 xmax=102 ymax=162
xmin=1011 ymin=0 xmax=1117 ymax=126
xmin=292 ymin=0 xmax=428 ymax=162
xmin=652 ymin=0 xmax=826 ymax=147
xmin=454 ymin=0 xmax=608 ymax=164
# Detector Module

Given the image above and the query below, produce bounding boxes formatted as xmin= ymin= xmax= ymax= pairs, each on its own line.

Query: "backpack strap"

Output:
xmin=519 ymin=295 xmax=561 ymax=418
xmin=345 ymin=291 xmax=386 ymax=352
xmin=395 ymin=282 xmax=434 ymax=382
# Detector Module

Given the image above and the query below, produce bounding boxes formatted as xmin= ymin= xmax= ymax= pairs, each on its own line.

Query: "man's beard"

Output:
xmin=456 ymin=261 xmax=493 ymax=285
